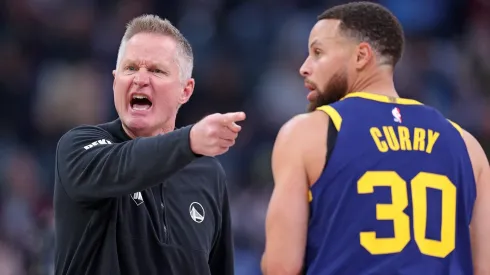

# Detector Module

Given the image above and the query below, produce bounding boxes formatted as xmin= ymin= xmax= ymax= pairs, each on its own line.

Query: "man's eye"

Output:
xmin=126 ymin=66 xmax=137 ymax=71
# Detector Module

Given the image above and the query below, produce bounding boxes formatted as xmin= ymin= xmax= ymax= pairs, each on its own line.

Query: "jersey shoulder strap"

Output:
xmin=316 ymin=105 xmax=342 ymax=131
xmin=447 ymin=119 xmax=463 ymax=136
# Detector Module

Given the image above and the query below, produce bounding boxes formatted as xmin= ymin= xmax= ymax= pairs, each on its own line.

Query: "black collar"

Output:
xmin=104 ymin=119 xmax=132 ymax=142
xmin=103 ymin=119 xmax=178 ymax=142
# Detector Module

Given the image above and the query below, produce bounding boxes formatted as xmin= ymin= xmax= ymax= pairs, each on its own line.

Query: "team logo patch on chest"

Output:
xmin=189 ymin=202 xmax=205 ymax=223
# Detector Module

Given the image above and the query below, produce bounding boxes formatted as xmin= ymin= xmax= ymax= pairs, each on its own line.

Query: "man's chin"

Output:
xmin=306 ymin=90 xmax=348 ymax=112
xmin=123 ymin=117 xmax=155 ymax=137
xmin=306 ymin=91 xmax=320 ymax=112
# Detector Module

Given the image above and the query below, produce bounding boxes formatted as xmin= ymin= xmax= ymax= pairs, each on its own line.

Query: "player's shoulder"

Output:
xmin=460 ymin=129 xmax=487 ymax=178
xmin=278 ymin=111 xmax=329 ymax=138
xmin=437 ymin=115 xmax=487 ymax=180
xmin=274 ymin=111 xmax=330 ymax=155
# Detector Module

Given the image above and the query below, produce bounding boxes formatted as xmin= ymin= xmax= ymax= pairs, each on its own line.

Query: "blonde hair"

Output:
xmin=116 ymin=14 xmax=193 ymax=81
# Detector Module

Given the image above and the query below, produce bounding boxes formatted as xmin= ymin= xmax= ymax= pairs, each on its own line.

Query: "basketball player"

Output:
xmin=261 ymin=2 xmax=490 ymax=275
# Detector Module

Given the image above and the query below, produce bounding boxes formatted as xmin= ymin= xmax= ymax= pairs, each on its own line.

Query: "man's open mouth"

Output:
xmin=130 ymin=95 xmax=153 ymax=110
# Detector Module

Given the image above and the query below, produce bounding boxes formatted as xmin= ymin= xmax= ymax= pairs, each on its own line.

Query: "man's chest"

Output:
xmin=116 ymin=172 xmax=221 ymax=255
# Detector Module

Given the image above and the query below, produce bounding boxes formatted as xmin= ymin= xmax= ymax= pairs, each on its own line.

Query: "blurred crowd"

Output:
xmin=0 ymin=0 xmax=489 ymax=274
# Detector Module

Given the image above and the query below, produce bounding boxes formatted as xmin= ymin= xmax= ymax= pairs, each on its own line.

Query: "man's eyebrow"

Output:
xmin=122 ymin=59 xmax=136 ymax=65
xmin=121 ymin=59 xmax=166 ymax=67
xmin=310 ymin=35 xmax=343 ymax=46
xmin=309 ymin=40 xmax=320 ymax=48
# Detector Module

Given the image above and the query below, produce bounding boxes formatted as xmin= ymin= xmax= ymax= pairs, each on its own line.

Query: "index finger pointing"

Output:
xmin=221 ymin=112 xmax=246 ymax=125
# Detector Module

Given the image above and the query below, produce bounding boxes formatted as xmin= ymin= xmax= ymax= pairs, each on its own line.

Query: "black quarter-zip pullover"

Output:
xmin=54 ymin=119 xmax=234 ymax=275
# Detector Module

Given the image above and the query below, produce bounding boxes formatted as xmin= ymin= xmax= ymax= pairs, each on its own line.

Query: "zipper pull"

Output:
xmin=160 ymin=202 xmax=168 ymax=242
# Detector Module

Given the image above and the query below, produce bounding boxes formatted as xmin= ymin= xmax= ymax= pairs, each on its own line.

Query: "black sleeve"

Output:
xmin=56 ymin=125 xmax=200 ymax=203
xmin=209 ymin=166 xmax=234 ymax=275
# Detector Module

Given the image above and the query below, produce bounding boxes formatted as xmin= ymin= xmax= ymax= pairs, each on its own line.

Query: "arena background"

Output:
xmin=0 ymin=0 xmax=489 ymax=274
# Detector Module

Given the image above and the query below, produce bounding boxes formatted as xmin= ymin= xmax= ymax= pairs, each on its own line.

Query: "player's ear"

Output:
xmin=355 ymin=42 xmax=373 ymax=70
xmin=112 ymin=70 xmax=116 ymax=90
xmin=179 ymin=78 xmax=195 ymax=105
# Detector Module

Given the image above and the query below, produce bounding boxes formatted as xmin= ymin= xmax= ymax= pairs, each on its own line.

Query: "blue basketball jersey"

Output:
xmin=306 ymin=92 xmax=476 ymax=275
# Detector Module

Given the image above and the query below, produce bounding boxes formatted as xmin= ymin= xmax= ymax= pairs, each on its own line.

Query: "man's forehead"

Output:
xmin=125 ymin=33 xmax=177 ymax=52
xmin=309 ymin=19 xmax=342 ymax=46
xmin=122 ymin=33 xmax=177 ymax=62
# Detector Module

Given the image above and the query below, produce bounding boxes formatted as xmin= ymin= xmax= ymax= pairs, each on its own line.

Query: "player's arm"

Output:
xmin=261 ymin=112 xmax=327 ymax=275
xmin=209 ymin=163 xmax=234 ymax=275
xmin=56 ymin=125 xmax=199 ymax=203
xmin=463 ymin=130 xmax=490 ymax=275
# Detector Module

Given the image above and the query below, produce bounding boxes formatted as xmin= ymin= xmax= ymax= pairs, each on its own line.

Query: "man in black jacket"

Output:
xmin=54 ymin=14 xmax=244 ymax=275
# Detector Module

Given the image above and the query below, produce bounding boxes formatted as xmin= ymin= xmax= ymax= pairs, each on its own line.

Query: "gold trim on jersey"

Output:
xmin=308 ymin=190 xmax=313 ymax=202
xmin=316 ymin=105 xmax=342 ymax=131
xmin=447 ymin=120 xmax=463 ymax=136
xmin=342 ymin=92 xmax=423 ymax=105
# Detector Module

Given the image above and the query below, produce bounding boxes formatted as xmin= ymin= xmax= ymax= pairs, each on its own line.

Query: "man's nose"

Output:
xmin=299 ymin=60 xmax=311 ymax=77
xmin=133 ymin=70 xmax=150 ymax=86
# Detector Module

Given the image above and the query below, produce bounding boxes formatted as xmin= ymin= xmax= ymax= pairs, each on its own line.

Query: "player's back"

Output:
xmin=306 ymin=92 xmax=476 ymax=275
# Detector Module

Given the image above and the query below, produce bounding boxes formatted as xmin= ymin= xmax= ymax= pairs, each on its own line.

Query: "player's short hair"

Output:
xmin=318 ymin=2 xmax=404 ymax=66
xmin=116 ymin=14 xmax=193 ymax=81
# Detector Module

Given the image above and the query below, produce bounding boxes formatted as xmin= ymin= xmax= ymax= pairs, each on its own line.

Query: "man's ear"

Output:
xmin=355 ymin=42 xmax=374 ymax=70
xmin=179 ymin=78 xmax=195 ymax=105
xmin=112 ymin=70 xmax=116 ymax=90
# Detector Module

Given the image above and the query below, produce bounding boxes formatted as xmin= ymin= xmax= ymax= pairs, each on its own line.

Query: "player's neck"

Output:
xmin=349 ymin=66 xmax=399 ymax=98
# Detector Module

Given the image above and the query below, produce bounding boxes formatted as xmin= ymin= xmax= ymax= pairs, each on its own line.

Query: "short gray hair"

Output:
xmin=116 ymin=14 xmax=193 ymax=81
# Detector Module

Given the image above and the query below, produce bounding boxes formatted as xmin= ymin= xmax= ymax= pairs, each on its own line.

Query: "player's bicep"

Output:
xmin=269 ymin=138 xmax=309 ymax=239
xmin=263 ymin=116 xmax=310 ymax=275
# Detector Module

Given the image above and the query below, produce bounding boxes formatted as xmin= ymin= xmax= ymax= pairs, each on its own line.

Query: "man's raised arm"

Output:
xmin=56 ymin=112 xmax=245 ymax=203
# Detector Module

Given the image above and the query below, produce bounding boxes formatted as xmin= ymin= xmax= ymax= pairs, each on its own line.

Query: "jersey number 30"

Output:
xmin=357 ymin=171 xmax=456 ymax=258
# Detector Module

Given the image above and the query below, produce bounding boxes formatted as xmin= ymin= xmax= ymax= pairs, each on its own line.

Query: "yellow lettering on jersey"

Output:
xmin=398 ymin=126 xmax=412 ymax=151
xmin=370 ymin=127 xmax=388 ymax=152
xmin=383 ymin=126 xmax=400 ymax=151
xmin=425 ymin=130 xmax=440 ymax=154
xmin=370 ymin=127 xmax=440 ymax=154
xmin=413 ymin=128 xmax=425 ymax=151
